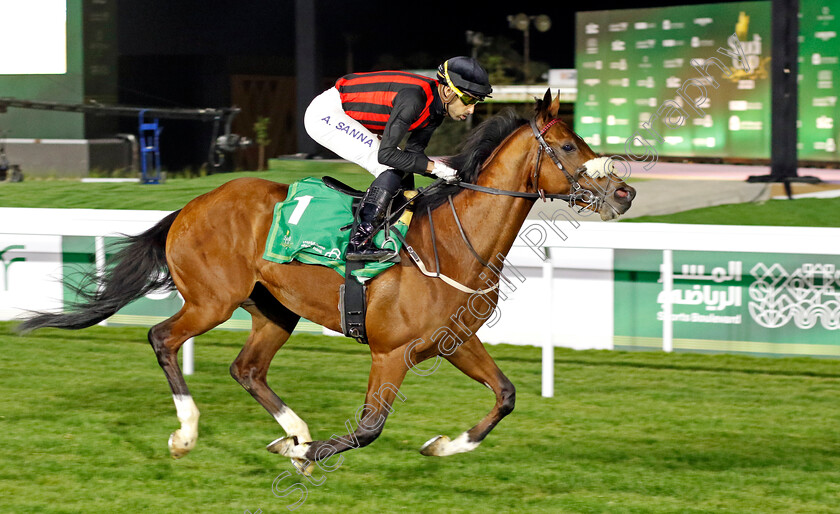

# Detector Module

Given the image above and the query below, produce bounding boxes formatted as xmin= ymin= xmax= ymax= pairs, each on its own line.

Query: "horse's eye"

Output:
xmin=562 ymin=144 xmax=575 ymax=152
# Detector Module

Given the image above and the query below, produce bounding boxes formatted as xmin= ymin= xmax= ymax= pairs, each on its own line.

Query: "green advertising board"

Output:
xmin=576 ymin=1 xmax=840 ymax=163
xmin=615 ymin=249 xmax=840 ymax=357
xmin=799 ymin=1 xmax=840 ymax=160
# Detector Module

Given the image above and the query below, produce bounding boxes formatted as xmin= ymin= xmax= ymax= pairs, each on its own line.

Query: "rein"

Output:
xmin=456 ymin=116 xmax=602 ymax=211
xmin=373 ymin=182 xmax=501 ymax=295
xmin=382 ymin=115 xmax=612 ymax=295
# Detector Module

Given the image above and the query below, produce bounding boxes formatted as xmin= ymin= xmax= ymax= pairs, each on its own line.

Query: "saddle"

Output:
xmin=321 ymin=176 xmax=365 ymax=198
xmin=322 ymin=176 xmax=413 ymax=345
xmin=262 ymin=175 xmax=422 ymax=345
xmin=319 ymin=175 xmax=492 ymax=343
xmin=322 ymin=175 xmax=411 ymax=217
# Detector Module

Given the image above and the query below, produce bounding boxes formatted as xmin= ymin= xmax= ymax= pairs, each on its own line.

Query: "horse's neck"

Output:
xmin=435 ymin=132 xmax=537 ymax=273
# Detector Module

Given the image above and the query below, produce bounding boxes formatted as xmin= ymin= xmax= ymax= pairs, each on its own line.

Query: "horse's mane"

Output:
xmin=412 ymin=108 xmax=528 ymax=213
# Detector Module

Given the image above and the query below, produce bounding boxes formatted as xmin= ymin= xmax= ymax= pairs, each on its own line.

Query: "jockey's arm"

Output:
xmin=404 ymin=128 xmax=436 ymax=173
xmin=377 ymin=90 xmax=433 ymax=175
xmin=406 ymin=126 xmax=457 ymax=179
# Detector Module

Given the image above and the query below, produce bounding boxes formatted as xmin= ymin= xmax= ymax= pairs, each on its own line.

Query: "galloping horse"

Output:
xmin=18 ymin=90 xmax=635 ymax=471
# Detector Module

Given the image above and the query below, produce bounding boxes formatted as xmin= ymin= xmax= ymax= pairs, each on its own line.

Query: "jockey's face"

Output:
xmin=442 ymin=86 xmax=477 ymax=121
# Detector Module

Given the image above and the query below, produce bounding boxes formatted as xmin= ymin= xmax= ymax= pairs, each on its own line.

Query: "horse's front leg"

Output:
xmin=420 ymin=334 xmax=515 ymax=457
xmin=268 ymin=349 xmax=409 ymax=467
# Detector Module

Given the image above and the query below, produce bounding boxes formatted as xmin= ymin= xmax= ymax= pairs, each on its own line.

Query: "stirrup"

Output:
xmin=345 ymin=245 xmax=399 ymax=262
xmin=346 ymin=230 xmax=400 ymax=261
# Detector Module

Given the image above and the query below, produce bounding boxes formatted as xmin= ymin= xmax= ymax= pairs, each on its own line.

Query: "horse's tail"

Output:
xmin=16 ymin=210 xmax=181 ymax=334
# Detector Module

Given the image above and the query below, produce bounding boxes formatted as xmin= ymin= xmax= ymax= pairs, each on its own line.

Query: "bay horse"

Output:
xmin=18 ymin=90 xmax=635 ymax=473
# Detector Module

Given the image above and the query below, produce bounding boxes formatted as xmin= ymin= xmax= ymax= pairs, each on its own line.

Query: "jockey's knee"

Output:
xmin=372 ymin=169 xmax=404 ymax=191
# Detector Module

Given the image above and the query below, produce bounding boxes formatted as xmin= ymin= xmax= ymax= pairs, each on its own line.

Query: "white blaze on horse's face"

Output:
xmin=582 ymin=157 xmax=615 ymax=178
xmin=575 ymin=156 xmax=636 ymax=221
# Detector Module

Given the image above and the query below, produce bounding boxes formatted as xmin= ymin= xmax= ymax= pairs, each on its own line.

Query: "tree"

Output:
xmin=253 ymin=117 xmax=271 ymax=171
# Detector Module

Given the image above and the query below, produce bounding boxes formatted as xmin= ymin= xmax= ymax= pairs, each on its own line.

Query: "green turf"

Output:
xmin=622 ymin=197 xmax=840 ymax=228
xmin=3 ymin=322 xmax=840 ymax=513
xmin=1 ymin=160 xmax=837 ymax=226
xmin=0 ymin=161 xmax=384 ymax=211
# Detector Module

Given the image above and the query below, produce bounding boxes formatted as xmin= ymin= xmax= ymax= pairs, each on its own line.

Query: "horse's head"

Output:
xmin=531 ymin=90 xmax=635 ymax=221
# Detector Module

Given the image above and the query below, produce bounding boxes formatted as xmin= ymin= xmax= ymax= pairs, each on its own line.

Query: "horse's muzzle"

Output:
xmin=614 ymin=185 xmax=636 ymax=205
xmin=599 ymin=183 xmax=636 ymax=221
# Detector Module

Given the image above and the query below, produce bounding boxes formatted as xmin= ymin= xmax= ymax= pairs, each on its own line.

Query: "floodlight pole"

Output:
xmin=295 ymin=0 xmax=320 ymax=157
xmin=508 ymin=14 xmax=551 ymax=83
xmin=523 ymin=23 xmax=532 ymax=83
xmin=747 ymin=0 xmax=820 ymax=196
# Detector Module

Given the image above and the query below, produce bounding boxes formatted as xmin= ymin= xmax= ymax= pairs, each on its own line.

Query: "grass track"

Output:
xmin=3 ymin=322 xmax=840 ymax=513
xmin=622 ymin=196 xmax=840 ymax=227
xmin=1 ymin=161 xmax=837 ymax=226
xmin=0 ymin=161 xmax=380 ymax=211
xmin=2 ymin=163 xmax=840 ymax=511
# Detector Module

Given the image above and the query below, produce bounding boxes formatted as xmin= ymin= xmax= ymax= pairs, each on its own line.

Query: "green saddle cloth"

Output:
xmin=263 ymin=177 xmax=409 ymax=281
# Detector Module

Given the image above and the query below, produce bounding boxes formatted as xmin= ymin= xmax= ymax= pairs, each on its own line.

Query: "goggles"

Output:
xmin=443 ymin=61 xmax=483 ymax=105
xmin=457 ymin=93 xmax=481 ymax=106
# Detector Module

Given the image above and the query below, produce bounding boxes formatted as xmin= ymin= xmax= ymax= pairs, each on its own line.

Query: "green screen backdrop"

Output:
xmin=799 ymin=0 xmax=840 ymax=160
xmin=576 ymin=1 xmax=840 ymax=163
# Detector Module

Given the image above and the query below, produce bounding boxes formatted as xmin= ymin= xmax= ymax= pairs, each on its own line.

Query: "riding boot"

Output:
xmin=346 ymin=170 xmax=403 ymax=261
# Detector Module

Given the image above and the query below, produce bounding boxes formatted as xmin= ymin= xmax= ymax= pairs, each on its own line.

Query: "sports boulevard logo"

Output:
xmin=656 ymin=259 xmax=840 ymax=331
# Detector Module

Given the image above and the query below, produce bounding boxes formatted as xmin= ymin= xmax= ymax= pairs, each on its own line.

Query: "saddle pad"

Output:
xmin=263 ymin=177 xmax=409 ymax=281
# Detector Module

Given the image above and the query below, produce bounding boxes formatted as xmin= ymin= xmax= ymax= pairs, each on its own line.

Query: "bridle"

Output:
xmin=530 ymin=117 xmax=602 ymax=210
xmin=455 ymin=115 xmax=607 ymax=213
xmin=384 ymin=115 xmax=620 ymax=294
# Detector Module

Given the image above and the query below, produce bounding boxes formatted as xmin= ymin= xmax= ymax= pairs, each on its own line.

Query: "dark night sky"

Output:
xmin=113 ymin=0 xmax=741 ymax=168
xmin=118 ymin=0 xmax=742 ymax=75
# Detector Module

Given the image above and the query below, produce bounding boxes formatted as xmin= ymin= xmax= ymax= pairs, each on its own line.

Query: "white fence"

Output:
xmin=497 ymin=220 xmax=840 ymax=396
xmin=0 ymin=208 xmax=196 ymax=372
xmin=3 ymin=207 xmax=840 ymax=396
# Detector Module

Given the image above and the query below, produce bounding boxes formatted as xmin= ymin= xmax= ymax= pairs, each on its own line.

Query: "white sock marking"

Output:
xmin=273 ymin=407 xmax=312 ymax=442
xmin=173 ymin=394 xmax=199 ymax=441
xmin=443 ymin=432 xmax=479 ymax=455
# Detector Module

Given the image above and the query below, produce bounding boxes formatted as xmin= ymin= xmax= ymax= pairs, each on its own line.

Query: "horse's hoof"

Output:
xmin=419 ymin=435 xmax=450 ymax=456
xmin=168 ymin=429 xmax=196 ymax=459
xmin=266 ymin=436 xmax=308 ymax=459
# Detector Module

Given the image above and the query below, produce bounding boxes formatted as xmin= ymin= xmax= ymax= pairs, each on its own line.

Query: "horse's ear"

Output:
xmin=536 ymin=88 xmax=553 ymax=121
xmin=550 ymin=89 xmax=562 ymax=117
xmin=542 ymin=88 xmax=552 ymax=105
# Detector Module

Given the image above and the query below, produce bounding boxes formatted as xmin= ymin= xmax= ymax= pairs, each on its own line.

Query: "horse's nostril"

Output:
xmin=615 ymin=187 xmax=631 ymax=200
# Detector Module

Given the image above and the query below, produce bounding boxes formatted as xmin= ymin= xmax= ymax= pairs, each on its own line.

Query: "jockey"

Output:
xmin=304 ymin=56 xmax=492 ymax=261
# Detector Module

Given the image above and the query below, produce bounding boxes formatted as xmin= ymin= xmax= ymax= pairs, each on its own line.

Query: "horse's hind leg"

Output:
xmin=148 ymin=303 xmax=233 ymax=458
xmin=230 ymin=302 xmax=312 ymax=445
xmin=420 ymin=335 xmax=515 ymax=457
